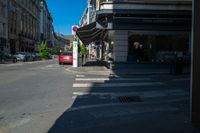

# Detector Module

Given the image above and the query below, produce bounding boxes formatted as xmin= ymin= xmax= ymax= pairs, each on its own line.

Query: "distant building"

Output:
xmin=64 ymin=35 xmax=74 ymax=48
xmin=55 ymin=33 xmax=70 ymax=50
xmin=8 ymin=0 xmax=40 ymax=54
xmin=40 ymin=0 xmax=54 ymax=48
xmin=0 ymin=0 xmax=8 ymax=52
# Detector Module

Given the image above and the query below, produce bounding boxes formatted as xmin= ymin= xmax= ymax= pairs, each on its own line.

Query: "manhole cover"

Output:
xmin=118 ymin=96 xmax=142 ymax=103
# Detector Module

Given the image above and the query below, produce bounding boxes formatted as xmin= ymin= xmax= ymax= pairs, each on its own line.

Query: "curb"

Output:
xmin=65 ymin=66 xmax=111 ymax=75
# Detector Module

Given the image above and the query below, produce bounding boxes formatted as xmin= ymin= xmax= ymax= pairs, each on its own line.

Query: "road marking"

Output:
xmin=73 ymin=82 xmax=166 ymax=88
xmin=110 ymin=71 xmax=169 ymax=75
xmin=72 ymin=89 xmax=188 ymax=98
xmin=68 ymin=98 xmax=188 ymax=112
xmin=76 ymin=75 xmax=85 ymax=78
xmin=9 ymin=118 xmax=31 ymax=129
xmin=75 ymin=78 xmax=151 ymax=81
xmin=45 ymin=65 xmax=53 ymax=68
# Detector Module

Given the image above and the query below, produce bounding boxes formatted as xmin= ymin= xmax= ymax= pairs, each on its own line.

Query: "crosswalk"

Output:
xmin=71 ymin=73 xmax=190 ymax=112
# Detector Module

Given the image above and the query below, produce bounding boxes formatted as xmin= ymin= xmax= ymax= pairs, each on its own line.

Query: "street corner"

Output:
xmin=65 ymin=66 xmax=111 ymax=75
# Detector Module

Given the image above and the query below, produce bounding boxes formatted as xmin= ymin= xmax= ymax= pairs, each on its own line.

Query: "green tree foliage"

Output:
xmin=66 ymin=45 xmax=73 ymax=51
xmin=79 ymin=44 xmax=89 ymax=56
xmin=50 ymin=44 xmax=63 ymax=55
xmin=39 ymin=41 xmax=49 ymax=59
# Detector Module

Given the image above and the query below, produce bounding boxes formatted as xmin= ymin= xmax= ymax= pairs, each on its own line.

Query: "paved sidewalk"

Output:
xmin=66 ymin=61 xmax=110 ymax=75
xmin=66 ymin=60 xmax=190 ymax=75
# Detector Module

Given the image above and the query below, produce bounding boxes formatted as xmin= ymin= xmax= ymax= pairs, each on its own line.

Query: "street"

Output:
xmin=0 ymin=60 xmax=198 ymax=133
xmin=0 ymin=60 xmax=75 ymax=133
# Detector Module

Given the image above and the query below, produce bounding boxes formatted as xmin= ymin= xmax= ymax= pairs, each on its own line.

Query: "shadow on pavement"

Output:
xmin=48 ymin=61 xmax=199 ymax=133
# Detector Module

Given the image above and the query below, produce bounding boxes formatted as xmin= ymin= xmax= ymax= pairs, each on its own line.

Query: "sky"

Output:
xmin=46 ymin=0 xmax=87 ymax=35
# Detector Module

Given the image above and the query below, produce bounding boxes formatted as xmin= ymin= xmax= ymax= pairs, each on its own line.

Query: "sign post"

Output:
xmin=73 ymin=41 xmax=78 ymax=67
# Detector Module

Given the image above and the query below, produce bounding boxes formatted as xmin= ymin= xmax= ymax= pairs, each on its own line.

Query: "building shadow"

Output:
xmin=48 ymin=61 xmax=199 ymax=133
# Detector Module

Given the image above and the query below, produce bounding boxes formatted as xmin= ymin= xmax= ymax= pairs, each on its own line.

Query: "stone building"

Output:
xmin=0 ymin=0 xmax=8 ymax=52
xmin=40 ymin=0 xmax=54 ymax=48
xmin=55 ymin=33 xmax=70 ymax=50
xmin=77 ymin=0 xmax=192 ymax=63
xmin=8 ymin=0 xmax=40 ymax=54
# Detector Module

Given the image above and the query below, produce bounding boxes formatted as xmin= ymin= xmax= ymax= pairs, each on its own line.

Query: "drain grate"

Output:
xmin=118 ymin=96 xmax=142 ymax=103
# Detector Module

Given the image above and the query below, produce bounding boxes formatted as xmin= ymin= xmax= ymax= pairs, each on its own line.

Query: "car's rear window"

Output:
xmin=62 ymin=52 xmax=72 ymax=56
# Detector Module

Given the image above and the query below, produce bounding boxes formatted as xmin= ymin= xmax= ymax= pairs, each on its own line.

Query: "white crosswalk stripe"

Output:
xmin=75 ymin=78 xmax=151 ymax=81
xmin=71 ymin=73 xmax=190 ymax=111
xmin=73 ymin=82 xmax=166 ymax=88
xmin=76 ymin=75 xmax=85 ymax=78
xmin=73 ymin=89 xmax=188 ymax=97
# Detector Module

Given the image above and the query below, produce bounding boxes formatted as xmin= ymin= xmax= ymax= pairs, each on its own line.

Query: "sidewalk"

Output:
xmin=66 ymin=60 xmax=191 ymax=75
xmin=66 ymin=60 xmax=110 ymax=75
xmin=111 ymin=62 xmax=191 ymax=75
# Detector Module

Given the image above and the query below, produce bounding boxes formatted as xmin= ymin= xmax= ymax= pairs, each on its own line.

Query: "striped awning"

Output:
xmin=76 ymin=22 xmax=105 ymax=45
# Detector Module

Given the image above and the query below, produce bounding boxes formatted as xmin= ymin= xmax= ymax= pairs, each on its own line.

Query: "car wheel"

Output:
xmin=59 ymin=62 xmax=61 ymax=65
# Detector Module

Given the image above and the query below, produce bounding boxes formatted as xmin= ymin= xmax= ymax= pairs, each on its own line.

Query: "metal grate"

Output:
xmin=118 ymin=96 xmax=142 ymax=103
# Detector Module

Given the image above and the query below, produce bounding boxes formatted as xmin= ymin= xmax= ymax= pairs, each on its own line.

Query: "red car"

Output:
xmin=58 ymin=51 xmax=73 ymax=65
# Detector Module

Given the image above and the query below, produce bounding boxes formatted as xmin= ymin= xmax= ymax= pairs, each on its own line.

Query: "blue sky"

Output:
xmin=46 ymin=0 xmax=87 ymax=35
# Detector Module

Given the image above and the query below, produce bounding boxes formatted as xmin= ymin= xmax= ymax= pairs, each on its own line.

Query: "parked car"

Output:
xmin=0 ymin=52 xmax=17 ymax=63
xmin=26 ymin=52 xmax=34 ymax=61
xmin=58 ymin=51 xmax=73 ymax=65
xmin=14 ymin=52 xmax=28 ymax=62
xmin=31 ymin=52 xmax=41 ymax=61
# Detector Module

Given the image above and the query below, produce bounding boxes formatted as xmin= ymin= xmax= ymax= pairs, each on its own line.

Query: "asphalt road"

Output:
xmin=0 ymin=60 xmax=198 ymax=133
xmin=0 ymin=60 xmax=75 ymax=133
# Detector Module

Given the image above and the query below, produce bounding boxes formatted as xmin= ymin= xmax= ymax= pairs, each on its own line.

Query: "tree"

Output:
xmin=79 ymin=44 xmax=89 ymax=56
xmin=51 ymin=44 xmax=63 ymax=55
xmin=66 ymin=45 xmax=73 ymax=51
xmin=39 ymin=41 xmax=49 ymax=59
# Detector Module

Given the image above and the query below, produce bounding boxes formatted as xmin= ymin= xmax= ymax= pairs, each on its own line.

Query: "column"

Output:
xmin=113 ymin=30 xmax=128 ymax=62
xmin=191 ymin=0 xmax=200 ymax=127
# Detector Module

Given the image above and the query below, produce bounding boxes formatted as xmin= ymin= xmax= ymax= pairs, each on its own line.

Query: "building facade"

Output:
xmin=0 ymin=0 xmax=8 ymax=52
xmin=77 ymin=0 xmax=192 ymax=63
xmin=55 ymin=33 xmax=70 ymax=50
xmin=40 ymin=0 xmax=54 ymax=48
xmin=8 ymin=0 xmax=40 ymax=54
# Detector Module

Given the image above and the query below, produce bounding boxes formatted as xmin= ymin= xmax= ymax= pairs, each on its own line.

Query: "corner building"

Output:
xmin=77 ymin=0 xmax=192 ymax=63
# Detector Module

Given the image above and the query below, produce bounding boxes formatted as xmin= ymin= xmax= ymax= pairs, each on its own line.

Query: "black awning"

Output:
xmin=76 ymin=22 xmax=105 ymax=45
